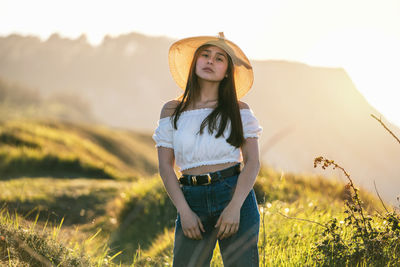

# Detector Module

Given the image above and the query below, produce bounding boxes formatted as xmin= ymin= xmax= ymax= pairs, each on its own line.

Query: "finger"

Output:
xmin=227 ymin=223 xmax=238 ymax=238
xmin=198 ymin=218 xmax=205 ymax=233
xmin=233 ymin=223 xmax=239 ymax=234
xmin=188 ymin=229 xmax=197 ymax=239
xmin=217 ymin=223 xmax=228 ymax=239
xmin=183 ymin=229 xmax=191 ymax=238
xmin=222 ymin=224 xmax=233 ymax=239
xmin=189 ymin=226 xmax=201 ymax=240
xmin=188 ymin=230 xmax=195 ymax=240
xmin=215 ymin=216 xmax=222 ymax=228
xmin=185 ymin=229 xmax=193 ymax=239
xmin=193 ymin=226 xmax=202 ymax=239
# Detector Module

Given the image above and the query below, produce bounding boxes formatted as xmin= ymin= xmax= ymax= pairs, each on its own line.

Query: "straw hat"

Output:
xmin=168 ymin=32 xmax=254 ymax=99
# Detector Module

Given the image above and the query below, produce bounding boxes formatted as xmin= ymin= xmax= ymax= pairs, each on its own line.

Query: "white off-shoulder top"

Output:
xmin=152 ymin=108 xmax=262 ymax=171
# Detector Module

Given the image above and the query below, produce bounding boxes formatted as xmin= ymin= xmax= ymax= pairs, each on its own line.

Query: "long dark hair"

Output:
xmin=171 ymin=45 xmax=245 ymax=148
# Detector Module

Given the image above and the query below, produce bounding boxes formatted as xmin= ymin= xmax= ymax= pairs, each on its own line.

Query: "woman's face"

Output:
xmin=195 ymin=45 xmax=229 ymax=83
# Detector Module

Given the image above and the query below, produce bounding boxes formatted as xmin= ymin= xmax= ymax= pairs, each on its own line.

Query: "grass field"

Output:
xmin=0 ymin=118 xmax=398 ymax=266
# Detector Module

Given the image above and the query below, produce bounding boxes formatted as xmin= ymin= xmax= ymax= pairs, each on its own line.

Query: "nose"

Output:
xmin=207 ymin=57 xmax=214 ymax=64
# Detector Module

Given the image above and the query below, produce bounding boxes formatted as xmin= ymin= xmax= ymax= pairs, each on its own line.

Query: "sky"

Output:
xmin=1 ymin=0 xmax=399 ymax=127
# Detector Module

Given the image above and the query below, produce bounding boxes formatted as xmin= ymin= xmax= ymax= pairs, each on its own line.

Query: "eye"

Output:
xmin=217 ymin=57 xmax=224 ymax=62
xmin=201 ymin=53 xmax=209 ymax=58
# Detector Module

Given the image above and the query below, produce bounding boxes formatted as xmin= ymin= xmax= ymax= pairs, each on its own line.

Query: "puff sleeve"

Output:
xmin=152 ymin=117 xmax=174 ymax=149
xmin=241 ymin=109 xmax=263 ymax=139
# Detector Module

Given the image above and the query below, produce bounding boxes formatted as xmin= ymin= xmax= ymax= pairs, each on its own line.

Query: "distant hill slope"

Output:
xmin=0 ymin=33 xmax=399 ymax=202
xmin=0 ymin=118 xmax=158 ymax=179
xmin=0 ymin=76 xmax=98 ymax=124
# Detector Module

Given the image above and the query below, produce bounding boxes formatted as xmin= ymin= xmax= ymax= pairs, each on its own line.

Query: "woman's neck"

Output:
xmin=197 ymin=79 xmax=219 ymax=102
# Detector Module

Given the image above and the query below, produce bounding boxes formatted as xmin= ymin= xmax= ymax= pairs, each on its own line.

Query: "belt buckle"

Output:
xmin=203 ymin=173 xmax=212 ymax=185
xmin=191 ymin=176 xmax=197 ymax=185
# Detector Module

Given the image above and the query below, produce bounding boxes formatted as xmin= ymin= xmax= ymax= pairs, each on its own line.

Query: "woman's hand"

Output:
xmin=180 ymin=208 xmax=205 ymax=240
xmin=215 ymin=203 xmax=241 ymax=239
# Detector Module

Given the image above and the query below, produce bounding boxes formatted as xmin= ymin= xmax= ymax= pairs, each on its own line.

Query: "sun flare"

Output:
xmin=302 ymin=28 xmax=400 ymax=126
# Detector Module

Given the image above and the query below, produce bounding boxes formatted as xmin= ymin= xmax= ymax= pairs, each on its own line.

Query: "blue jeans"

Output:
xmin=173 ymin=173 xmax=260 ymax=267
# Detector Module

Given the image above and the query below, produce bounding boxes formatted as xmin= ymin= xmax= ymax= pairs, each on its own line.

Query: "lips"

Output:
xmin=202 ymin=67 xmax=214 ymax=73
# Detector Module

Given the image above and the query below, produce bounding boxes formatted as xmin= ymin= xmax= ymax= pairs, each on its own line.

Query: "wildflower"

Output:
xmin=266 ymin=202 xmax=272 ymax=208
xmin=284 ymin=208 xmax=290 ymax=214
xmin=308 ymin=202 xmax=313 ymax=207
xmin=339 ymin=221 xmax=344 ymax=224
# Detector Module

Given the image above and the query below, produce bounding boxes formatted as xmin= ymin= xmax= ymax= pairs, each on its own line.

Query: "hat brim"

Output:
xmin=168 ymin=36 xmax=253 ymax=99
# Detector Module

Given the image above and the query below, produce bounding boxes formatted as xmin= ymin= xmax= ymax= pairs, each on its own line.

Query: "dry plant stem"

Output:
xmin=277 ymin=210 xmax=351 ymax=250
xmin=337 ymin=164 xmax=367 ymax=228
xmin=371 ymin=113 xmax=400 ymax=213
xmin=344 ymin=201 xmax=364 ymax=233
xmin=371 ymin=114 xmax=400 ymax=144
xmin=314 ymin=157 xmax=372 ymax=233
xmin=277 ymin=211 xmax=327 ymax=228
xmin=374 ymin=180 xmax=389 ymax=213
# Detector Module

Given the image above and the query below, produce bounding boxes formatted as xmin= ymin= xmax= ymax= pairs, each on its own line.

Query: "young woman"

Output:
xmin=153 ymin=33 xmax=262 ymax=267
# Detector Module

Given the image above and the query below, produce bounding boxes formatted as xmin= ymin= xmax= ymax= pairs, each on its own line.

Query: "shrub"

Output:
xmin=311 ymin=114 xmax=400 ymax=266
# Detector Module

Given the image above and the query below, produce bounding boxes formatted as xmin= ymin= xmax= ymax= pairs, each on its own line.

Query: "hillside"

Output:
xmin=0 ymin=118 xmax=158 ymax=180
xmin=1 ymin=118 xmax=398 ymax=266
xmin=0 ymin=33 xmax=399 ymax=203
xmin=0 ymin=77 xmax=98 ymax=124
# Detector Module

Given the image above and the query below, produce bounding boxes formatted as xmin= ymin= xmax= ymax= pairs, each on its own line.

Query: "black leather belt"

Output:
xmin=179 ymin=163 xmax=241 ymax=186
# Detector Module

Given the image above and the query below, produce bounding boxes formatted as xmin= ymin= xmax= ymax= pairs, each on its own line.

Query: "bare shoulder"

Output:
xmin=238 ymin=101 xmax=250 ymax=110
xmin=160 ymin=100 xmax=180 ymax=119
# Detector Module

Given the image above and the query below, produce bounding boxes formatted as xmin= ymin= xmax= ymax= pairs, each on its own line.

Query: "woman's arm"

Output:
xmin=227 ymin=137 xmax=260 ymax=208
xmin=157 ymin=147 xmax=189 ymax=213
xmin=157 ymin=147 xmax=205 ymax=240
xmin=157 ymin=100 xmax=205 ymax=239
xmin=215 ymin=137 xmax=260 ymax=239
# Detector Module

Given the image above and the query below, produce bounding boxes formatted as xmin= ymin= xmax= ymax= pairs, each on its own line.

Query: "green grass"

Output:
xmin=0 ymin=207 xmax=91 ymax=266
xmin=257 ymin=198 xmax=341 ymax=266
xmin=0 ymin=167 xmax=390 ymax=266
xmin=132 ymin=167 xmax=385 ymax=267
xmin=0 ymin=178 xmax=131 ymax=225
xmin=0 ymin=117 xmax=397 ymax=266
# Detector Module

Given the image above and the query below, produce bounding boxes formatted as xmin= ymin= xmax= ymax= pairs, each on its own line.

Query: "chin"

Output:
xmin=198 ymin=75 xmax=224 ymax=83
